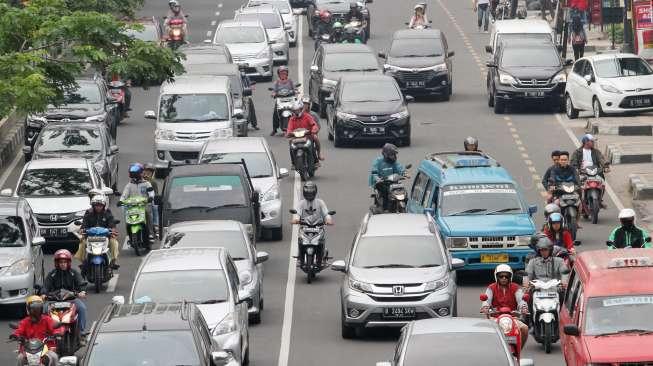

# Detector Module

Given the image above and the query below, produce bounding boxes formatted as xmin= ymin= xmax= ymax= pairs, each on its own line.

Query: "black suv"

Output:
xmin=379 ymin=29 xmax=455 ymax=99
xmin=25 ymin=78 xmax=120 ymax=148
xmin=58 ymin=302 xmax=235 ymax=366
xmin=486 ymin=39 xmax=572 ymax=114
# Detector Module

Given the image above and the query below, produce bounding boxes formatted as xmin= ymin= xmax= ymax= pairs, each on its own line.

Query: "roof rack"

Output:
xmin=426 ymin=151 xmax=500 ymax=168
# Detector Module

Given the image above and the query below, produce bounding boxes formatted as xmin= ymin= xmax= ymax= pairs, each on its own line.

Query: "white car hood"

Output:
xmin=603 ymin=74 xmax=653 ymax=91
xmin=267 ymin=28 xmax=286 ymax=41
xmin=0 ymin=247 xmax=28 ymax=268
xmin=281 ymin=14 xmax=295 ymax=26
xmin=226 ymin=43 xmax=267 ymax=56
xmin=197 ymin=302 xmax=231 ymax=329
xmin=157 ymin=121 xmax=232 ymax=133
xmin=25 ymin=196 xmax=90 ymax=214
xmin=251 ymin=176 xmax=276 ymax=195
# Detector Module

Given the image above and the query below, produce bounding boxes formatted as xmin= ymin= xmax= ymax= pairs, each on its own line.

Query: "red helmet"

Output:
xmin=319 ymin=10 xmax=332 ymax=22
xmin=54 ymin=249 xmax=72 ymax=270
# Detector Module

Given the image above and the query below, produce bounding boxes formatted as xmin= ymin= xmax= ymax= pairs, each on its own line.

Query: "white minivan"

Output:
xmin=486 ymin=19 xmax=555 ymax=56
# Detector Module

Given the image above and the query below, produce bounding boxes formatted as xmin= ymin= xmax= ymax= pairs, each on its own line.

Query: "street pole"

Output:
xmin=623 ymin=0 xmax=634 ymax=52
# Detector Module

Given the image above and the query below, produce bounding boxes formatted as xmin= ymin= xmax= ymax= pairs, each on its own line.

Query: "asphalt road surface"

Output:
xmin=0 ymin=0 xmax=622 ymax=365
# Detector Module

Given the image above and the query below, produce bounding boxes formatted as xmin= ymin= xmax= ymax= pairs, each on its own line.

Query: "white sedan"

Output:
xmin=565 ymin=53 xmax=653 ymax=119
xmin=246 ymin=0 xmax=297 ymax=46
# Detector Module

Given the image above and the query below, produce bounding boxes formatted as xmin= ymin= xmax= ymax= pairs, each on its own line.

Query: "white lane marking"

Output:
xmin=122 ymin=237 xmax=129 ymax=250
xmin=211 ymin=20 xmax=217 ymax=26
xmin=215 ymin=11 xmax=220 ymax=16
xmin=554 ymin=113 xmax=625 ymax=211
xmin=278 ymin=19 xmax=303 ymax=366
xmin=206 ymin=30 xmax=213 ymax=37
xmin=106 ymin=274 xmax=119 ymax=293
xmin=0 ymin=152 xmax=22 ymax=188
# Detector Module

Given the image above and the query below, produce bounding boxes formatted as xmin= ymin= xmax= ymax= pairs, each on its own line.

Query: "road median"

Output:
xmin=0 ymin=112 xmax=24 ymax=173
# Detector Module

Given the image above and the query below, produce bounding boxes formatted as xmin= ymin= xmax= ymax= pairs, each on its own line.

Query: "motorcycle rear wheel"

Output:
xmin=306 ymin=254 xmax=315 ymax=284
xmin=131 ymin=231 xmax=141 ymax=256
xmin=94 ymin=264 xmax=103 ymax=293
xmin=590 ymin=195 xmax=600 ymax=224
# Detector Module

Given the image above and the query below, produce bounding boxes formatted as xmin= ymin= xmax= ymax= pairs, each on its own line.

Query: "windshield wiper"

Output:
xmin=250 ymin=174 xmax=272 ymax=178
xmin=417 ymin=263 xmax=442 ymax=268
xmin=595 ymin=329 xmax=653 ymax=337
xmin=170 ymin=206 xmax=211 ymax=213
xmin=486 ymin=207 xmax=522 ymax=215
xmin=200 ymin=299 xmax=227 ymax=304
xmin=449 ymin=208 xmax=487 ymax=216
xmin=363 ymin=264 xmax=416 ymax=268
xmin=231 ymin=257 xmax=247 ymax=260
xmin=205 ymin=204 xmax=246 ymax=212
xmin=41 ymin=149 xmax=82 ymax=153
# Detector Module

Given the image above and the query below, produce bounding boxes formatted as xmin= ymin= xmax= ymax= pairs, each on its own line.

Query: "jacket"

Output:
xmin=608 ymin=225 xmax=651 ymax=248
xmin=541 ymin=165 xmax=556 ymax=188
xmin=525 ymin=256 xmax=569 ymax=283
xmin=570 ymin=147 xmax=606 ymax=172
xmin=548 ymin=165 xmax=580 ymax=187
xmin=286 ymin=113 xmax=319 ymax=137
xmin=484 ymin=282 xmax=526 ymax=311
xmin=120 ymin=180 xmax=154 ymax=202
xmin=272 ymin=79 xmax=295 ymax=94
xmin=44 ymin=268 xmax=86 ymax=295
xmin=543 ymin=227 xmax=574 ymax=251
xmin=369 ymin=156 xmax=405 ymax=187
xmin=13 ymin=316 xmax=57 ymax=340
xmin=81 ymin=208 xmax=116 ymax=229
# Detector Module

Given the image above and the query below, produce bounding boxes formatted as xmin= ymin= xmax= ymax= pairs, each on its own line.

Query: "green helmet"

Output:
xmin=332 ymin=21 xmax=343 ymax=29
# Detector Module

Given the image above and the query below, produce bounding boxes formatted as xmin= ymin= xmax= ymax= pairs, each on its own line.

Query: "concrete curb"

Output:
xmin=605 ymin=142 xmax=653 ymax=164
xmin=0 ymin=113 xmax=24 ymax=172
xmin=629 ymin=173 xmax=653 ymax=200
xmin=586 ymin=118 xmax=653 ymax=136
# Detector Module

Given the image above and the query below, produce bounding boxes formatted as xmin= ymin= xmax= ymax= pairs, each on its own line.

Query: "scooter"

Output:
xmin=120 ymin=195 xmax=152 ymax=256
xmin=342 ymin=20 xmax=366 ymax=43
xmin=580 ymin=165 xmax=605 ymax=225
xmin=289 ymin=209 xmax=336 ymax=284
xmin=552 ymin=181 xmax=580 ymax=241
xmin=166 ymin=17 xmax=187 ymax=49
xmin=108 ymin=80 xmax=128 ymax=121
xmin=529 ymin=279 xmax=561 ymax=354
xmin=480 ymin=293 xmax=529 ymax=363
xmin=8 ymin=334 xmax=59 ymax=366
xmin=371 ymin=164 xmax=412 ymax=214
xmin=44 ymin=289 xmax=80 ymax=357
xmin=269 ymin=84 xmax=301 ymax=132
xmin=81 ymin=226 xmax=118 ymax=293
xmin=288 ymin=128 xmax=317 ymax=181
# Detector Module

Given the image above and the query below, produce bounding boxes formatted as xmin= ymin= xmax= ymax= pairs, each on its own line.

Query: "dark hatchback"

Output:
xmin=325 ymin=74 xmax=412 ymax=147
xmin=486 ymin=39 xmax=572 ymax=114
xmin=380 ymin=29 xmax=455 ymax=99
xmin=160 ymin=163 xmax=261 ymax=240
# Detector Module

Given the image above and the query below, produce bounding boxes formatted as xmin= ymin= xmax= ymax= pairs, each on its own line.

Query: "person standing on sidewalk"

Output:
xmin=570 ymin=15 xmax=587 ymax=60
xmin=540 ymin=0 xmax=554 ymax=21
xmin=473 ymin=0 xmax=490 ymax=33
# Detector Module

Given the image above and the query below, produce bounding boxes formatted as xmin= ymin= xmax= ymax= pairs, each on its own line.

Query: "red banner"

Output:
xmin=635 ymin=4 xmax=653 ymax=29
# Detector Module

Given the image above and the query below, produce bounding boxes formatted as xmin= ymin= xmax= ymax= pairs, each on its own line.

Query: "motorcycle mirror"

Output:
xmin=255 ymin=251 xmax=269 ymax=264
xmin=268 ymin=87 xmax=274 ymax=91
xmin=404 ymin=22 xmax=409 ymax=25
xmin=295 ymin=83 xmax=302 ymax=88
xmin=574 ymin=240 xmax=582 ymax=246
xmin=289 ymin=209 xmax=298 ymax=214
xmin=328 ymin=210 xmax=336 ymax=215
xmin=405 ymin=163 xmax=412 ymax=169
xmin=211 ymin=351 xmax=233 ymax=365
xmin=647 ymin=237 xmax=652 ymax=243
xmin=563 ymin=324 xmax=580 ymax=336
xmin=479 ymin=293 xmax=488 ymax=302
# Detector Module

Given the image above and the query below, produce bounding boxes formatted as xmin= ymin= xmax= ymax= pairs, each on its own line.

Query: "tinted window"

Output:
xmin=236 ymin=13 xmax=281 ymax=28
xmin=390 ymin=38 xmax=443 ymax=57
xmin=63 ymin=83 xmax=102 ymax=105
xmin=501 ymin=47 xmax=561 ymax=67
xmin=496 ymin=33 xmax=551 ymax=46
xmin=594 ymin=57 xmax=653 ymax=78
xmin=572 ymin=60 xmax=585 ymax=75
xmin=341 ymin=81 xmax=401 ymax=102
xmin=440 ymin=183 xmax=524 ymax=216
xmin=215 ymin=26 xmax=266 ymax=43
xmin=36 ymin=128 xmax=103 ymax=154
xmin=403 ymin=333 xmax=510 ymax=365
xmin=124 ymin=24 xmax=159 ymax=42
xmin=168 ymin=175 xmax=247 ymax=209
xmin=324 ymin=52 xmax=378 ymax=72
xmin=168 ymin=230 xmax=249 ymax=259
xmin=18 ymin=168 xmax=92 ymax=196
xmin=584 ymin=295 xmax=653 ymax=335
xmin=133 ymin=269 xmax=229 ymax=303
xmin=0 ymin=216 xmax=26 ymax=247
xmin=352 ymin=235 xmax=444 ymax=268
xmin=200 ymin=152 xmax=272 ymax=177
xmin=88 ymin=331 xmax=200 ymax=366
xmin=159 ymin=93 xmax=230 ymax=122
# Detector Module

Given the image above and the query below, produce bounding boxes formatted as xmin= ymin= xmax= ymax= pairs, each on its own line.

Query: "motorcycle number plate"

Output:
xmin=480 ymin=253 xmax=509 ymax=263
xmin=364 ymin=126 xmax=385 ymax=135
xmin=382 ymin=307 xmax=416 ymax=319
xmin=303 ymin=228 xmax=319 ymax=233
xmin=406 ymin=80 xmax=426 ymax=88
xmin=561 ymin=194 xmax=577 ymax=200
xmin=40 ymin=227 xmax=67 ymax=238
xmin=53 ymin=302 xmax=71 ymax=308
xmin=535 ymin=292 xmax=558 ymax=298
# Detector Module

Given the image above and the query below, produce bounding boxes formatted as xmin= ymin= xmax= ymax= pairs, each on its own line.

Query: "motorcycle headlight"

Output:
xmin=212 ymin=128 xmax=233 ymax=138
xmin=563 ymin=185 xmax=575 ymax=193
xmin=155 ymin=128 xmax=176 ymax=140
xmin=262 ymin=185 xmax=280 ymax=202
xmin=600 ymin=83 xmax=622 ymax=94
xmin=336 ymin=111 xmax=357 ymax=120
xmin=498 ymin=316 xmax=514 ymax=334
xmin=172 ymin=28 xmax=182 ymax=37
xmin=552 ymin=71 xmax=567 ymax=83
xmin=26 ymin=116 xmax=46 ymax=128
xmin=424 ymin=278 xmax=449 ymax=292
xmin=538 ymin=298 xmax=557 ymax=311
xmin=390 ymin=108 xmax=409 ymax=119
xmin=257 ymin=48 xmax=271 ymax=58
xmin=499 ymin=72 xmax=516 ymax=85
xmin=445 ymin=237 xmax=468 ymax=248
xmin=1 ymin=259 xmax=30 ymax=276
xmin=348 ymin=278 xmax=373 ymax=293
xmin=214 ymin=313 xmax=237 ymax=335
xmin=239 ymin=270 xmax=253 ymax=285
xmin=85 ymin=114 xmax=106 ymax=122
xmin=322 ymin=78 xmax=337 ymax=88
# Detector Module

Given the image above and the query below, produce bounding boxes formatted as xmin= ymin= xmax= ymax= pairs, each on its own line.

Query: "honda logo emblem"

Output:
xmin=49 ymin=215 xmax=58 ymax=221
xmin=188 ymin=134 xmax=197 ymax=140
xmin=370 ymin=115 xmax=377 ymax=121
xmin=61 ymin=118 xmax=70 ymax=123
xmin=531 ymin=79 xmax=537 ymax=84
xmin=636 ymin=88 xmax=642 ymax=93
xmin=392 ymin=285 xmax=404 ymax=295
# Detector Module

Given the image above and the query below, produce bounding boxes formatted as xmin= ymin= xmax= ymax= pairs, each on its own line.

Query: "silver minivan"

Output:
xmin=214 ymin=20 xmax=274 ymax=80
xmin=234 ymin=5 xmax=289 ymax=64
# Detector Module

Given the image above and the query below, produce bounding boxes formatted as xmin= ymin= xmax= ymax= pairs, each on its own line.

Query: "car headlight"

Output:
xmin=431 ymin=63 xmax=447 ymax=72
xmin=212 ymin=128 xmax=234 ymax=138
xmin=85 ymin=114 xmax=106 ymax=122
xmin=257 ymin=48 xmax=271 ymax=58
xmin=600 ymin=83 xmax=622 ymax=94
xmin=552 ymin=71 xmax=567 ymax=83
xmin=155 ymin=128 xmax=176 ymax=140
xmin=445 ymin=237 xmax=468 ymax=248
xmin=239 ymin=270 xmax=253 ymax=285
xmin=390 ymin=108 xmax=409 ymax=119
xmin=348 ymin=278 xmax=373 ymax=293
xmin=75 ymin=210 xmax=86 ymax=218
xmin=322 ymin=78 xmax=337 ymax=88
xmin=213 ymin=313 xmax=237 ymax=335
xmin=262 ymin=185 xmax=280 ymax=202
xmin=26 ymin=116 xmax=46 ymax=128
xmin=499 ymin=72 xmax=516 ymax=85
xmin=336 ymin=111 xmax=357 ymax=120
xmin=2 ymin=259 xmax=30 ymax=276
xmin=424 ymin=278 xmax=449 ymax=292
xmin=517 ymin=236 xmax=531 ymax=246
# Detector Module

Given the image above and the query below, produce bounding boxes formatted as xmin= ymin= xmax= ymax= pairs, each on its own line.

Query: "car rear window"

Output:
xmin=403 ymin=333 xmax=509 ymax=365
xmin=88 ymin=331 xmax=200 ymax=365
xmin=168 ymin=175 xmax=247 ymax=209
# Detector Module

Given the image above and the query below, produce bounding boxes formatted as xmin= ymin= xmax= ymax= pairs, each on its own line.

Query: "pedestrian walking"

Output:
xmin=474 ymin=0 xmax=490 ymax=33
xmin=570 ymin=15 xmax=587 ymax=60
xmin=540 ymin=0 xmax=555 ymax=21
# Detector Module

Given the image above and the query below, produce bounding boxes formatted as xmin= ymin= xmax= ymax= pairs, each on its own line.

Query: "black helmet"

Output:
xmin=464 ymin=136 xmax=478 ymax=151
xmin=349 ymin=2 xmax=357 ymax=10
xmin=302 ymin=181 xmax=317 ymax=201
xmin=382 ymin=143 xmax=398 ymax=163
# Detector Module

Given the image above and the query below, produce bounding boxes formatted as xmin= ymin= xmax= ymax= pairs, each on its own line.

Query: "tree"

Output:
xmin=0 ymin=0 xmax=183 ymax=118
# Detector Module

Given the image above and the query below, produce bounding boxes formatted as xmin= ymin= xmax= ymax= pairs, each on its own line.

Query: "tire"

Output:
xmin=249 ymin=310 xmax=261 ymax=325
xmin=306 ymin=254 xmax=314 ymax=283
xmin=452 ymin=297 xmax=458 ymax=317
xmin=318 ymin=95 xmax=327 ymax=118
xmin=333 ymin=122 xmax=343 ymax=147
xmin=593 ymin=97 xmax=605 ymax=118
xmin=493 ymin=96 xmax=504 ymax=114
xmin=565 ymin=94 xmax=579 ymax=119
xmin=400 ymin=136 xmax=411 ymax=147
xmin=270 ymin=226 xmax=283 ymax=241
xmin=590 ymin=192 xmax=600 ymax=224
xmin=567 ymin=212 xmax=578 ymax=241
xmin=328 ymin=127 xmax=334 ymax=141
xmin=249 ymin=100 xmax=257 ymax=127
xmin=242 ymin=337 xmax=250 ymax=365
xmin=131 ymin=231 xmax=141 ymax=256
xmin=94 ymin=264 xmax=103 ymax=293
xmin=341 ymin=310 xmax=356 ymax=339
xmin=441 ymin=91 xmax=450 ymax=101
xmin=543 ymin=321 xmax=553 ymax=354
xmin=398 ymin=201 xmax=406 ymax=213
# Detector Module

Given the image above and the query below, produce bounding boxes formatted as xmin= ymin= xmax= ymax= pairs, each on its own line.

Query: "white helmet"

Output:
xmin=494 ymin=264 xmax=513 ymax=282
xmin=544 ymin=203 xmax=561 ymax=218
xmin=414 ymin=3 xmax=425 ymax=11
xmin=618 ymin=208 xmax=636 ymax=220
xmin=291 ymin=100 xmax=304 ymax=117
xmin=91 ymin=194 xmax=107 ymax=207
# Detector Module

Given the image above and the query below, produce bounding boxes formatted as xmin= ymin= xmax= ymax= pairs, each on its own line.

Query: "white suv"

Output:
xmin=565 ymin=53 xmax=653 ymax=119
xmin=235 ymin=5 xmax=289 ymax=64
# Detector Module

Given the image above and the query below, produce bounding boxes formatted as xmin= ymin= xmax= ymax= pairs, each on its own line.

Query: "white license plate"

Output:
xmin=535 ymin=292 xmax=558 ymax=298
xmin=525 ymin=91 xmax=545 ymax=97
xmin=40 ymin=228 xmax=67 ymax=238
xmin=383 ymin=307 xmax=416 ymax=319
xmin=406 ymin=81 xmax=425 ymax=88
xmin=364 ymin=127 xmax=385 ymax=135
xmin=630 ymin=97 xmax=652 ymax=107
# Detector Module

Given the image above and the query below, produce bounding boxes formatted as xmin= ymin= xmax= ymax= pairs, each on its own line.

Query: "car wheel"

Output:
xmin=593 ymin=97 xmax=605 ymax=118
xmin=333 ymin=122 xmax=343 ymax=147
xmin=566 ymin=94 xmax=579 ymax=119
xmin=399 ymin=136 xmax=411 ymax=146
xmin=318 ymin=96 xmax=327 ymax=118
xmin=249 ymin=310 xmax=261 ymax=324
xmin=493 ymin=96 xmax=505 ymax=114
xmin=328 ymin=126 xmax=334 ymax=141
xmin=269 ymin=226 xmax=283 ymax=241
xmin=341 ymin=310 xmax=356 ymax=339
xmin=242 ymin=336 xmax=250 ymax=365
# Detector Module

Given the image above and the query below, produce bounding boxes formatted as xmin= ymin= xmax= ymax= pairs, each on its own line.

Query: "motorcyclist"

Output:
xmin=302 ymin=96 xmax=321 ymax=129
xmin=547 ymin=151 xmax=580 ymax=201
xmin=164 ymin=0 xmax=187 ymax=36
xmin=542 ymin=203 xmax=561 ymax=230
xmin=463 ymin=136 xmax=480 ymax=151
xmin=408 ymin=3 xmax=429 ymax=28
xmin=10 ymin=296 xmax=59 ymax=366
xmin=524 ymin=237 xmax=570 ymax=286
xmin=119 ymin=163 xmax=155 ymax=241
xmin=369 ymin=143 xmax=406 ymax=211
xmin=271 ymin=66 xmax=296 ymax=136
xmin=286 ymin=100 xmax=323 ymax=163
xmin=541 ymin=150 xmax=560 ymax=189
xmin=330 ymin=21 xmax=345 ymax=43
xmin=571 ymin=134 xmax=608 ymax=208
xmin=345 ymin=2 xmax=366 ymax=40
xmin=607 ymin=209 xmax=652 ymax=249
xmin=109 ymin=73 xmax=132 ymax=116
xmin=315 ymin=10 xmax=333 ymax=38
xmin=480 ymin=264 xmax=529 ymax=349
xmin=143 ymin=163 xmax=160 ymax=238
xmin=290 ymin=182 xmax=333 ymax=266
xmin=75 ymin=194 xmax=120 ymax=270
xmin=543 ymin=212 xmax=575 ymax=253
xmin=43 ymin=250 xmax=87 ymax=333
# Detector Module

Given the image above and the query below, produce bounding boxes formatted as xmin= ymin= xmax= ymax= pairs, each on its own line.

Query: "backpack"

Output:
xmin=572 ymin=32 xmax=585 ymax=45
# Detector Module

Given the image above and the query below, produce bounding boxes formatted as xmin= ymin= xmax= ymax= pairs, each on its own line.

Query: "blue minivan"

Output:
xmin=407 ymin=152 xmax=537 ymax=270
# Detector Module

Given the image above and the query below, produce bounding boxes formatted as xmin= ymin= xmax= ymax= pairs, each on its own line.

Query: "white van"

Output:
xmin=486 ymin=19 xmax=555 ymax=55
xmin=145 ymin=75 xmax=237 ymax=175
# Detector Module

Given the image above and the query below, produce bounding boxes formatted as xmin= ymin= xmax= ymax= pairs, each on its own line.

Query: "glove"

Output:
xmin=9 ymin=334 xmax=18 ymax=341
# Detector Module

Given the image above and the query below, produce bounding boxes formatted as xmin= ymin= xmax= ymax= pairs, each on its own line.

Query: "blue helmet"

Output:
xmin=548 ymin=212 xmax=564 ymax=226
xmin=581 ymin=134 xmax=595 ymax=144
xmin=129 ymin=163 xmax=144 ymax=179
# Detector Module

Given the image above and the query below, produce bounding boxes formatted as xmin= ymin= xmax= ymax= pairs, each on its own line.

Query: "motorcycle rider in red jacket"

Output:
xmin=286 ymin=101 xmax=324 ymax=163
xmin=10 ymin=296 xmax=59 ymax=365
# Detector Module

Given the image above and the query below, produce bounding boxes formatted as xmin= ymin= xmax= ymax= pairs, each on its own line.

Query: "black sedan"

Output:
xmin=325 ymin=74 xmax=412 ymax=147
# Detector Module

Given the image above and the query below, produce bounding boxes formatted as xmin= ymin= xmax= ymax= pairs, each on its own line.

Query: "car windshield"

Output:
xmin=440 ymin=183 xmax=524 ymax=216
xmin=584 ymin=295 xmax=653 ymax=335
xmin=18 ymin=168 xmax=92 ymax=197
xmin=170 ymin=231 xmax=249 ymax=258
xmin=87 ymin=330 xmax=200 ymax=366
xmin=159 ymin=93 xmax=229 ymax=123
xmin=236 ymin=13 xmax=281 ymax=28
xmin=124 ymin=24 xmax=159 ymax=42
xmin=341 ymin=81 xmax=401 ymax=102
xmin=183 ymin=62 xmax=235 ymax=75
xmin=184 ymin=53 xmax=227 ymax=65
xmin=0 ymin=216 xmax=26 ymax=247
xmin=62 ymin=83 xmax=101 ymax=105
xmin=389 ymin=38 xmax=443 ymax=58
xmin=501 ymin=47 xmax=561 ymax=67
xmin=594 ymin=57 xmax=653 ymax=78
xmin=324 ymin=52 xmax=379 ymax=72
xmin=404 ymin=333 xmax=509 ymax=365
xmin=200 ymin=152 xmax=272 ymax=177
xmin=35 ymin=128 xmax=103 ymax=154
xmin=216 ymin=26 xmax=266 ymax=43
xmin=168 ymin=175 xmax=247 ymax=210
xmin=496 ymin=33 xmax=552 ymax=46
xmin=352 ymin=235 xmax=444 ymax=268
xmin=133 ymin=270 xmax=229 ymax=304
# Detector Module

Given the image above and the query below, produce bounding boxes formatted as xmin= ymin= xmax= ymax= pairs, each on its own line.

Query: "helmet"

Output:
xmin=302 ymin=181 xmax=317 ymax=201
xmin=414 ymin=3 xmax=425 ymax=11
xmin=319 ymin=9 xmax=332 ymax=22
xmin=129 ymin=163 xmax=144 ymax=179
xmin=544 ymin=203 xmax=561 ymax=218
xmin=54 ymin=249 xmax=72 ymax=270
xmin=26 ymin=295 xmax=44 ymax=313
xmin=349 ymin=2 xmax=357 ymax=10
xmin=277 ymin=65 xmax=288 ymax=76
xmin=332 ymin=21 xmax=343 ymax=29
xmin=291 ymin=100 xmax=304 ymax=117
xmin=143 ymin=163 xmax=155 ymax=172
xmin=91 ymin=194 xmax=107 ymax=207
xmin=536 ymin=236 xmax=554 ymax=251
xmin=382 ymin=143 xmax=398 ymax=163
xmin=581 ymin=134 xmax=595 ymax=144
xmin=168 ymin=0 xmax=178 ymax=6
xmin=494 ymin=264 xmax=513 ymax=282
xmin=618 ymin=208 xmax=636 ymax=220
xmin=548 ymin=212 xmax=563 ymax=226
xmin=464 ymin=136 xmax=478 ymax=151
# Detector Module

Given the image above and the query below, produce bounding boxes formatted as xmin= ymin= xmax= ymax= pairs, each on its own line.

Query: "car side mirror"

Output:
xmin=278 ymin=168 xmax=289 ymax=178
xmin=211 ymin=351 xmax=233 ymax=365
xmin=292 ymin=8 xmax=306 ymax=15
xmin=376 ymin=362 xmax=391 ymax=366
xmin=331 ymin=259 xmax=346 ymax=272
xmin=486 ymin=60 xmax=496 ymax=68
xmin=112 ymin=295 xmax=125 ymax=305
xmin=242 ymin=88 xmax=252 ymax=97
xmin=268 ymin=40 xmax=276 ymax=45
xmin=563 ymin=324 xmax=580 ymax=336
xmin=285 ymin=24 xmax=291 ymax=30
xmin=485 ymin=45 xmax=492 ymax=53
xmin=404 ymin=95 xmax=414 ymax=102
xmin=109 ymin=145 xmax=119 ymax=155
xmin=233 ymin=110 xmax=244 ymax=120
xmin=256 ymin=251 xmax=269 ymax=264
xmin=328 ymin=210 xmax=336 ymax=215
xmin=447 ymin=51 xmax=455 ymax=57
xmin=584 ymin=74 xmax=593 ymax=85
xmin=378 ymin=51 xmax=386 ymax=58
xmin=528 ymin=205 xmax=537 ymax=216
xmin=106 ymin=97 xmax=118 ymax=105
xmin=101 ymin=187 xmax=115 ymax=196
xmin=58 ymin=356 xmax=78 ymax=366
xmin=1 ymin=188 xmax=13 ymax=196
xmin=32 ymin=237 xmax=46 ymax=247
xmin=22 ymin=146 xmax=32 ymax=155
xmin=324 ymin=96 xmax=335 ymax=104
xmin=144 ymin=110 xmax=156 ymax=119
xmin=451 ymin=258 xmax=465 ymax=270
xmin=365 ymin=0 xmax=372 ymax=3
xmin=237 ymin=290 xmax=252 ymax=304
xmin=310 ymin=65 xmax=319 ymax=72
xmin=565 ymin=59 xmax=574 ymax=66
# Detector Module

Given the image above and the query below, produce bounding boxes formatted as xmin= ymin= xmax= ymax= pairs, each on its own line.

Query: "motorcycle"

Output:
xmin=371 ymin=164 xmax=412 ymax=214
xmin=552 ymin=181 xmax=580 ymax=241
xmin=580 ymin=165 xmax=605 ymax=225
xmin=120 ymin=195 xmax=151 ymax=256
xmin=166 ymin=17 xmax=187 ymax=49
xmin=289 ymin=128 xmax=317 ymax=181
xmin=528 ymin=279 xmax=561 ymax=354
xmin=269 ymin=84 xmax=301 ymax=132
xmin=108 ymin=80 xmax=128 ymax=121
xmin=8 ymin=334 xmax=59 ymax=366
xmin=342 ymin=20 xmax=366 ymax=43
xmin=480 ymin=293 xmax=529 ymax=363
xmin=45 ymin=289 xmax=80 ymax=356
xmin=81 ymin=226 xmax=118 ymax=293
xmin=494 ymin=0 xmax=512 ymax=20
xmin=289 ymin=208 xmax=336 ymax=284
xmin=607 ymin=236 xmax=652 ymax=249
